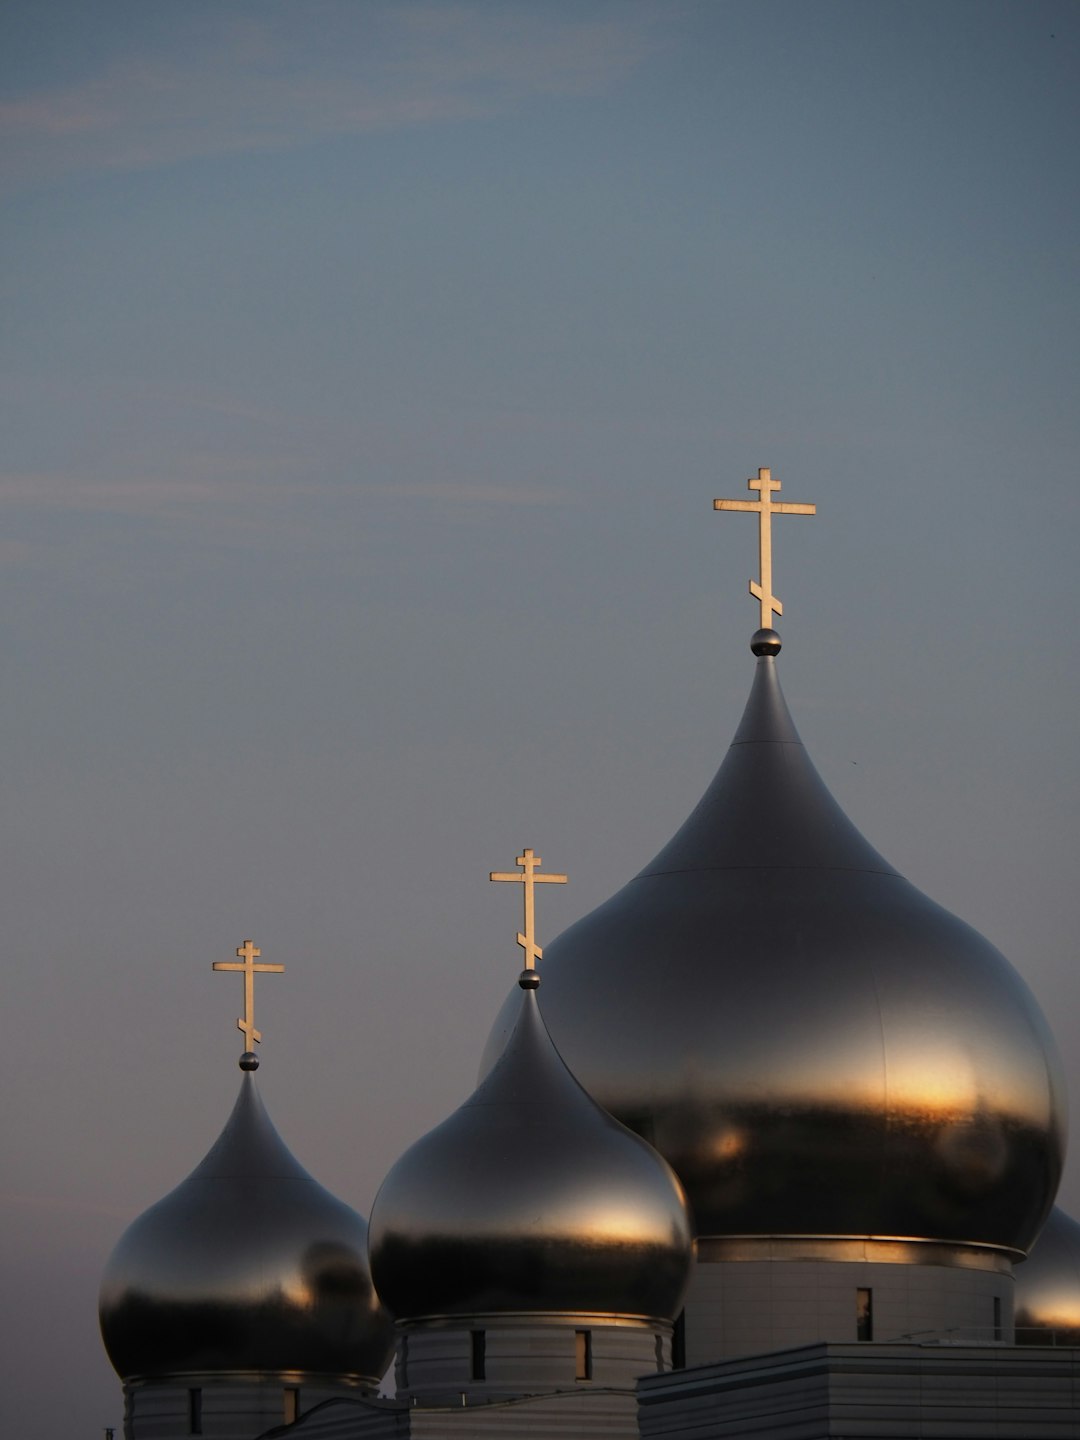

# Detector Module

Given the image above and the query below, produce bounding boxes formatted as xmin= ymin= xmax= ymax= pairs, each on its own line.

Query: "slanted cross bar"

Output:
xmin=714 ymin=467 xmax=816 ymax=630
xmin=489 ymin=848 xmax=567 ymax=971
xmin=213 ymin=939 xmax=285 ymax=1052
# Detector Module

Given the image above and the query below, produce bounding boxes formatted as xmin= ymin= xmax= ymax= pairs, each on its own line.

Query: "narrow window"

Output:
xmin=993 ymin=1295 xmax=1002 ymax=1342
xmin=856 ymin=1288 xmax=873 ymax=1342
xmin=672 ymin=1311 xmax=686 ymax=1370
xmin=470 ymin=1329 xmax=486 ymax=1381
xmin=283 ymin=1388 xmax=301 ymax=1424
xmin=188 ymin=1388 xmax=202 ymax=1436
xmin=575 ymin=1329 xmax=592 ymax=1381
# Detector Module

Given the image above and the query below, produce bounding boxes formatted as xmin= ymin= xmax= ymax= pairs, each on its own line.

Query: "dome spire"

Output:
xmin=489 ymin=847 xmax=567 ymax=989
xmin=212 ymin=938 xmax=284 ymax=1070
xmin=480 ymin=523 xmax=1064 ymax=1256
xmin=100 ymin=944 xmax=394 ymax=1393
xmin=368 ymin=847 xmax=692 ymax=1330
xmin=714 ymin=464 xmax=816 ymax=647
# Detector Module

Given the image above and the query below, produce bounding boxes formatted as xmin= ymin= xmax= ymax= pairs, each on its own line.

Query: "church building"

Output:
xmin=100 ymin=469 xmax=1080 ymax=1438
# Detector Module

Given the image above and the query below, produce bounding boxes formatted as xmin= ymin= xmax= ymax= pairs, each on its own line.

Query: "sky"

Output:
xmin=1 ymin=1 xmax=1078 ymax=1433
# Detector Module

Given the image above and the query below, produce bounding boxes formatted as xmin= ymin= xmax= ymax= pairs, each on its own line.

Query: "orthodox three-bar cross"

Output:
xmin=714 ymin=467 xmax=816 ymax=630
xmin=489 ymin=848 xmax=567 ymax=972
xmin=213 ymin=940 xmax=284 ymax=1052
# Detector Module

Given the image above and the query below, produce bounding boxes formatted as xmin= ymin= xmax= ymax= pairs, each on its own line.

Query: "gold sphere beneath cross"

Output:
xmin=751 ymin=627 xmax=782 ymax=655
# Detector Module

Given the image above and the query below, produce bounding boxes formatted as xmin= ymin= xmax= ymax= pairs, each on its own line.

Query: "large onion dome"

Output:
xmin=1016 ymin=1206 xmax=1080 ymax=1344
xmin=99 ymin=1068 xmax=394 ymax=1384
xmin=481 ymin=640 xmax=1065 ymax=1254
xmin=369 ymin=970 xmax=693 ymax=1322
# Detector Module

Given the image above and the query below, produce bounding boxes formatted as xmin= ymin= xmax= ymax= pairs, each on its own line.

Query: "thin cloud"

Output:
xmin=0 ymin=470 xmax=570 ymax=523
xmin=0 ymin=473 xmax=299 ymax=516
xmin=1 ymin=4 xmax=663 ymax=190
xmin=361 ymin=480 xmax=569 ymax=506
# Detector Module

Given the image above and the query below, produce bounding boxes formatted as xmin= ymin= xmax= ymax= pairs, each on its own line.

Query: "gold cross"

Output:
xmin=213 ymin=940 xmax=284 ymax=1052
xmin=489 ymin=848 xmax=567 ymax=972
xmin=714 ymin=467 xmax=816 ymax=630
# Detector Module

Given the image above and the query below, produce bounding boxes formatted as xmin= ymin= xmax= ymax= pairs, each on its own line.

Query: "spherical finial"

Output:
xmin=239 ymin=1051 xmax=259 ymax=1071
xmin=518 ymin=968 xmax=540 ymax=990
xmin=751 ymin=627 xmax=782 ymax=656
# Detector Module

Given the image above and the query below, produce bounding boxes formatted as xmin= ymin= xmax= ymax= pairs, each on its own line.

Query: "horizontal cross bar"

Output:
xmin=490 ymin=872 xmax=567 ymax=883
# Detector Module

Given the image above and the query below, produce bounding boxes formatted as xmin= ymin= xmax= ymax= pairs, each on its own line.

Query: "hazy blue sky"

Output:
xmin=1 ymin=3 xmax=1078 ymax=1434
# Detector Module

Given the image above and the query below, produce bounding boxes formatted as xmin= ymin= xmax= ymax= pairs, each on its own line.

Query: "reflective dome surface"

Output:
xmin=99 ymin=1074 xmax=394 ymax=1383
xmin=481 ymin=654 xmax=1065 ymax=1252
xmin=370 ymin=979 xmax=693 ymax=1322
xmin=1016 ymin=1206 xmax=1080 ymax=1344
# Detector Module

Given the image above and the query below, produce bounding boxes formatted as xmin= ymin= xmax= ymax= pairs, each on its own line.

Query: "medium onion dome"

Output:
xmin=369 ymin=971 xmax=693 ymax=1322
xmin=481 ymin=643 xmax=1065 ymax=1254
xmin=1016 ymin=1206 xmax=1080 ymax=1344
xmin=99 ymin=1070 xmax=394 ymax=1384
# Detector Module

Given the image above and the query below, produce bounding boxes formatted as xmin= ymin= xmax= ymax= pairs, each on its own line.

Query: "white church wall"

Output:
xmin=684 ymin=1256 xmax=1013 ymax=1364
xmin=394 ymin=1317 xmax=671 ymax=1406
xmin=123 ymin=1376 xmax=370 ymax=1440
xmin=638 ymin=1342 xmax=1080 ymax=1439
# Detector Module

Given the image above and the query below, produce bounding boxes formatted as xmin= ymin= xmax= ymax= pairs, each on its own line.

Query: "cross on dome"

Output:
xmin=489 ymin=848 xmax=567 ymax=977
xmin=213 ymin=940 xmax=284 ymax=1058
xmin=714 ymin=467 xmax=816 ymax=631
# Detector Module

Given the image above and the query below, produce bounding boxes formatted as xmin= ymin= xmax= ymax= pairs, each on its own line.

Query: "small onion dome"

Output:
xmin=99 ymin=1073 xmax=394 ymax=1385
xmin=1016 ymin=1206 xmax=1080 ymax=1344
xmin=481 ymin=653 xmax=1065 ymax=1253
xmin=369 ymin=975 xmax=693 ymax=1322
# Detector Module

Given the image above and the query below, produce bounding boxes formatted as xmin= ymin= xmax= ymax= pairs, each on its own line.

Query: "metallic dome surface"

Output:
xmin=99 ymin=1073 xmax=394 ymax=1383
xmin=369 ymin=980 xmax=693 ymax=1322
xmin=481 ymin=654 xmax=1065 ymax=1252
xmin=1016 ymin=1206 xmax=1080 ymax=1344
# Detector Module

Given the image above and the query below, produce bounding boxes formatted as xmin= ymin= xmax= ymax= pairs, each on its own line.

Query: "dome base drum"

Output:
xmin=684 ymin=1239 xmax=1016 ymax=1363
xmin=116 ymin=1372 xmax=376 ymax=1440
xmin=393 ymin=1314 xmax=676 ymax=1408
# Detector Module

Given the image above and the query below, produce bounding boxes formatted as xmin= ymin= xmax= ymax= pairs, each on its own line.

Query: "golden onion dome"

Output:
xmin=369 ymin=972 xmax=693 ymax=1322
xmin=1016 ymin=1206 xmax=1080 ymax=1344
xmin=481 ymin=641 xmax=1065 ymax=1254
xmin=99 ymin=1069 xmax=394 ymax=1385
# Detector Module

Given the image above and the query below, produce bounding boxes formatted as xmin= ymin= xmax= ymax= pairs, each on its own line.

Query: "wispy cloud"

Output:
xmin=0 ymin=468 xmax=570 ymax=563
xmin=0 ymin=468 xmax=570 ymax=580
xmin=0 ymin=472 xmax=279 ymax=516
xmin=360 ymin=480 xmax=568 ymax=506
xmin=0 ymin=471 xmax=568 ymax=513
xmin=1 ymin=3 xmax=662 ymax=190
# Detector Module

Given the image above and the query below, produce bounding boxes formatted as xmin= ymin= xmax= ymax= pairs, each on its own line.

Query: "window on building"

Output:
xmin=575 ymin=1329 xmax=593 ymax=1381
xmin=188 ymin=1388 xmax=202 ymax=1436
xmin=283 ymin=1388 xmax=301 ymax=1424
xmin=856 ymin=1288 xmax=873 ymax=1342
xmin=993 ymin=1295 xmax=1002 ymax=1342
xmin=470 ymin=1329 xmax=486 ymax=1381
xmin=672 ymin=1310 xmax=686 ymax=1370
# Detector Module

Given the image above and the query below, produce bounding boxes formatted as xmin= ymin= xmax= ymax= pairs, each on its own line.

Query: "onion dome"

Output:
xmin=99 ymin=1067 xmax=394 ymax=1384
xmin=1016 ymin=1206 xmax=1080 ymax=1344
xmin=480 ymin=640 xmax=1065 ymax=1254
xmin=369 ymin=969 xmax=694 ymax=1322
